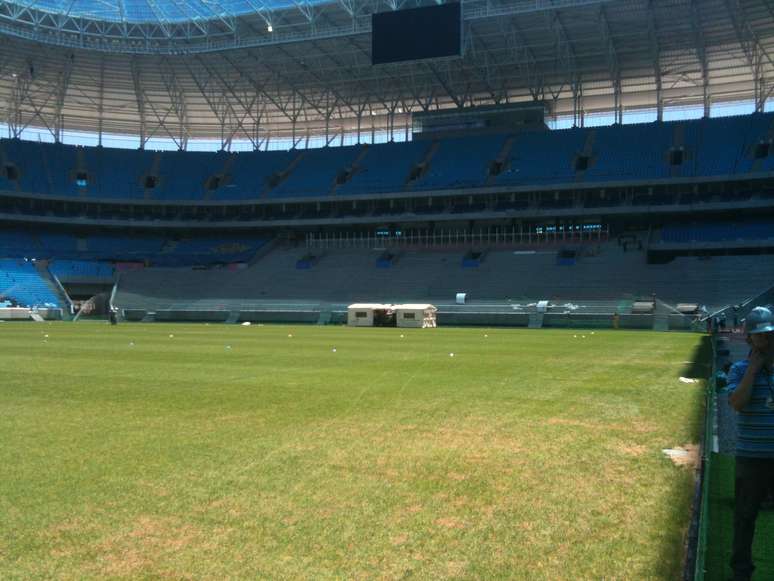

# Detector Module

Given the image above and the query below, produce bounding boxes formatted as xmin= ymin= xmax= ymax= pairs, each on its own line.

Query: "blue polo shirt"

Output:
xmin=727 ymin=360 xmax=774 ymax=458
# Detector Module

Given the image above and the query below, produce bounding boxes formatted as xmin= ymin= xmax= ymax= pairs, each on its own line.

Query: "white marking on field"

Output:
xmin=662 ymin=445 xmax=699 ymax=468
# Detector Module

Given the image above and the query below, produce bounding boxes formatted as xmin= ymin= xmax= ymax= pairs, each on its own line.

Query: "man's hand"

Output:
xmin=748 ymin=348 xmax=767 ymax=372
xmin=730 ymin=351 xmax=768 ymax=412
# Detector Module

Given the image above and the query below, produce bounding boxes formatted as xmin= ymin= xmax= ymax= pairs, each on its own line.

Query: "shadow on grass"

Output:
xmin=678 ymin=335 xmax=713 ymax=380
xmin=658 ymin=334 xmax=712 ymax=580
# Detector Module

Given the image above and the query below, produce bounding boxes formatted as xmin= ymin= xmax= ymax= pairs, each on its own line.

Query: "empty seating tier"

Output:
xmin=1 ymin=113 xmax=772 ymax=203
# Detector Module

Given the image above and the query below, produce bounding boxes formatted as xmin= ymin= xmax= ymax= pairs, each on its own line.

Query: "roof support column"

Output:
xmin=130 ymin=58 xmax=147 ymax=149
xmin=655 ymin=71 xmax=663 ymax=122
xmin=572 ymin=79 xmax=583 ymax=128
xmin=53 ymin=53 xmax=73 ymax=143
xmin=324 ymin=91 xmax=331 ymax=146
xmin=97 ymin=57 xmax=105 ymax=146
xmin=690 ymin=0 xmax=710 ymax=117
xmin=647 ymin=0 xmax=663 ymax=122
xmin=9 ymin=69 xmax=32 ymax=139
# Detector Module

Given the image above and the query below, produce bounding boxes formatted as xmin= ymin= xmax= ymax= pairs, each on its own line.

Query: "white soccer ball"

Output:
xmin=169 ymin=334 xmax=174 ymax=338
xmin=332 ymin=348 xmax=337 ymax=352
xmin=288 ymin=334 xmax=293 ymax=338
xmin=449 ymin=352 xmax=455 ymax=357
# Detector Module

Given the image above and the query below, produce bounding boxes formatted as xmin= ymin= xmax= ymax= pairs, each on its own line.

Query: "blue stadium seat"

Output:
xmin=494 ymin=127 xmax=586 ymax=186
xmin=49 ymin=260 xmax=115 ymax=280
xmin=585 ymin=122 xmax=673 ymax=181
xmin=226 ymin=149 xmax=297 ymax=200
xmin=412 ymin=134 xmax=507 ymax=190
xmin=0 ymin=259 xmax=60 ymax=307
xmin=269 ymin=145 xmax=363 ymax=198
xmin=338 ymin=141 xmax=428 ymax=195
xmin=1 ymin=112 xmax=773 ymax=202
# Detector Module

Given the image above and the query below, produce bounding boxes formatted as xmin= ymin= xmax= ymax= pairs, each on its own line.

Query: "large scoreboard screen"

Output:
xmin=371 ymin=3 xmax=462 ymax=65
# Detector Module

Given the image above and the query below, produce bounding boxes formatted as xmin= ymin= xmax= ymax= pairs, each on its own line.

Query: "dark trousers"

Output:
xmin=731 ymin=456 xmax=774 ymax=580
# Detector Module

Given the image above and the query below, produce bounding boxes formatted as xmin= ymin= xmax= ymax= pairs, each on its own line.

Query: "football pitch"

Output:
xmin=0 ymin=323 xmax=707 ymax=579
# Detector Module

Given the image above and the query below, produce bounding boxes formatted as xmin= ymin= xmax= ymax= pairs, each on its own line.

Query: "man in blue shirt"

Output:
xmin=728 ymin=306 xmax=774 ymax=581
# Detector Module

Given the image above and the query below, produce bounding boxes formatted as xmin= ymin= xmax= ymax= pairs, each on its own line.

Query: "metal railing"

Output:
xmin=306 ymin=226 xmax=610 ymax=249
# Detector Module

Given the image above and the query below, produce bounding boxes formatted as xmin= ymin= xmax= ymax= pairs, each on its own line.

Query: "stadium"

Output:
xmin=1 ymin=0 xmax=774 ymax=578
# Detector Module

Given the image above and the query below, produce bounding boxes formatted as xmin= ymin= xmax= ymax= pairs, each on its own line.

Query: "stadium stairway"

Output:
xmin=405 ymin=141 xmax=440 ymax=189
xmin=486 ymin=136 xmax=516 ymax=186
xmin=331 ymin=145 xmax=371 ymax=195
xmin=527 ymin=312 xmax=544 ymax=328
xmin=35 ymin=260 xmax=72 ymax=317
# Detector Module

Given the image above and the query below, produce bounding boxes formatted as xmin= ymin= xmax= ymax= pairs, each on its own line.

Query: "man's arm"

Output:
xmin=729 ymin=352 xmax=765 ymax=411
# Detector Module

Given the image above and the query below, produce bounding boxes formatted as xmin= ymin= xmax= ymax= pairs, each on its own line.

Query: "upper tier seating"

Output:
xmin=154 ymin=150 xmax=229 ymax=201
xmin=269 ymin=145 xmax=364 ymax=198
xmin=413 ymin=135 xmax=509 ymax=190
xmin=0 ymin=259 xmax=60 ymax=307
xmin=221 ymin=149 xmax=297 ymax=200
xmin=337 ymin=141 xmax=429 ymax=195
xmin=1 ymin=113 xmax=773 ymax=202
xmin=584 ymin=123 xmax=673 ymax=181
xmin=81 ymin=146 xmax=155 ymax=199
xmin=494 ymin=127 xmax=587 ymax=185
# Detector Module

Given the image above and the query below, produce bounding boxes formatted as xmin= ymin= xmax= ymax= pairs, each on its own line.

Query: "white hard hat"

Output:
xmin=743 ymin=306 xmax=774 ymax=334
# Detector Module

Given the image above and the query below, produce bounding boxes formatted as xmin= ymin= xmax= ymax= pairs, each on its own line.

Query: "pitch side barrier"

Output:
xmin=119 ymin=301 xmax=693 ymax=329
xmin=0 ymin=307 xmax=63 ymax=321
xmin=690 ymin=333 xmax=723 ymax=581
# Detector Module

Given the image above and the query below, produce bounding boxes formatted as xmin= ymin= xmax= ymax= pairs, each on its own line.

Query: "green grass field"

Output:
xmin=0 ymin=323 xmax=706 ymax=580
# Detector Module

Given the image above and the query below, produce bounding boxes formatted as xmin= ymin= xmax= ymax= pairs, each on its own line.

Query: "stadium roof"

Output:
xmin=0 ymin=0 xmax=773 ymax=147
xmin=4 ymin=0 xmax=322 ymax=23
